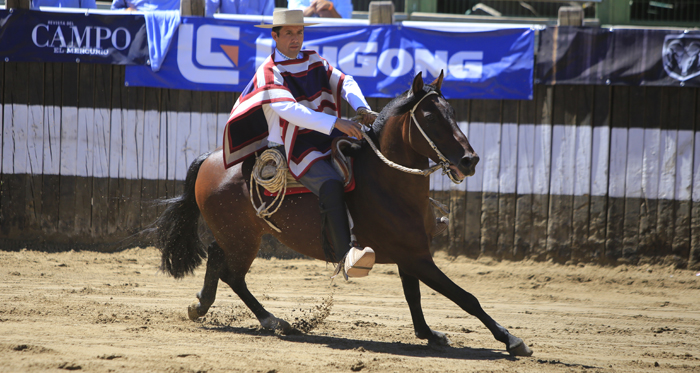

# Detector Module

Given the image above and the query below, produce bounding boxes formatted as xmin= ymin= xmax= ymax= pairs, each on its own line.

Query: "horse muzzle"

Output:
xmin=454 ymin=154 xmax=479 ymax=178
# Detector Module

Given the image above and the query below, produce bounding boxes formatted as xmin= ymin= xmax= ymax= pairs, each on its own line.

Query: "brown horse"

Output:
xmin=152 ymin=71 xmax=533 ymax=356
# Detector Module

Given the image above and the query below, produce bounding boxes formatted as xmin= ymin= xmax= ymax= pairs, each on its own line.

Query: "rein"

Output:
xmin=356 ymin=91 xmax=463 ymax=184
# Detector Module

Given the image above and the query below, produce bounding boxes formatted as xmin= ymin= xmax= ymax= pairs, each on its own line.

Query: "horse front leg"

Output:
xmin=399 ymin=268 xmax=450 ymax=346
xmin=399 ymin=255 xmax=533 ymax=357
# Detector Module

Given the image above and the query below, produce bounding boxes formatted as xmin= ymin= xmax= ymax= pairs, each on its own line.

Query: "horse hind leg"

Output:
xmin=216 ymin=237 xmax=294 ymax=334
xmin=187 ymin=241 xmax=225 ymax=321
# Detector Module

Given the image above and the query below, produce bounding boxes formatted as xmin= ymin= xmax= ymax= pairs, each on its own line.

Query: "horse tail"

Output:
xmin=153 ymin=151 xmax=211 ymax=279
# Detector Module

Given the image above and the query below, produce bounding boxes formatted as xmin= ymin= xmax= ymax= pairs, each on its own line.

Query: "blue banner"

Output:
xmin=0 ymin=9 xmax=148 ymax=65
xmin=125 ymin=17 xmax=534 ymax=100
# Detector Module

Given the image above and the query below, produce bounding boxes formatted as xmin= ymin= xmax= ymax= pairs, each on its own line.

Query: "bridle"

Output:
xmin=360 ymin=90 xmax=464 ymax=184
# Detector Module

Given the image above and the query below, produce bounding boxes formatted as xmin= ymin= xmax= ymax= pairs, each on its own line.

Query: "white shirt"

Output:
xmin=264 ymin=49 xmax=370 ymax=146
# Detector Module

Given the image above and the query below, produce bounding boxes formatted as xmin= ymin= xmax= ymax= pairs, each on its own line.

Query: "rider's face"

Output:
xmin=272 ymin=26 xmax=304 ymax=59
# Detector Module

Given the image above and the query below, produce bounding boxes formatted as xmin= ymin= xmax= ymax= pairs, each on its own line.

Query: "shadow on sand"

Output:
xmin=202 ymin=325 xmax=516 ymax=361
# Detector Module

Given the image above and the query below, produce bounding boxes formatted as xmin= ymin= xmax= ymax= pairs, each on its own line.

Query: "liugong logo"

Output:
xmin=177 ymin=24 xmax=241 ymax=85
xmin=32 ymin=20 xmax=131 ymax=56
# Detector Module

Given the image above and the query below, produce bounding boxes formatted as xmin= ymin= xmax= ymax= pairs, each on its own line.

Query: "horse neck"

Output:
xmin=371 ymin=113 xmax=431 ymax=191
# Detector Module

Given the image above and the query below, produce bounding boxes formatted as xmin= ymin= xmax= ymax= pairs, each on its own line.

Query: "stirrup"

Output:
xmin=331 ymin=247 xmax=375 ymax=280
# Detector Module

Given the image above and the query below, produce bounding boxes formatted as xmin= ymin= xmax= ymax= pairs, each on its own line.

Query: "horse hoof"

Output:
xmin=187 ymin=302 xmax=202 ymax=321
xmin=260 ymin=316 xmax=294 ymax=334
xmin=507 ymin=340 xmax=533 ymax=357
xmin=423 ymin=330 xmax=451 ymax=347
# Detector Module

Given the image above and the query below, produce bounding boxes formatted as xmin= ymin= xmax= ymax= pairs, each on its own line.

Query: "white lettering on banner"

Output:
xmin=51 ymin=27 xmax=67 ymax=48
xmin=95 ymin=27 xmax=112 ymax=50
xmin=112 ymin=28 xmax=131 ymax=50
xmin=71 ymin=26 xmax=90 ymax=49
xmin=312 ymin=42 xmax=483 ymax=79
xmin=449 ymin=51 xmax=483 ymax=79
xmin=30 ymin=22 xmax=133 ymax=56
xmin=338 ymin=42 xmax=378 ymax=76
xmin=177 ymin=24 xmax=240 ymax=85
xmin=414 ymin=49 xmax=448 ymax=77
xmin=195 ymin=25 xmax=239 ymax=68
xmin=378 ymin=49 xmax=413 ymax=77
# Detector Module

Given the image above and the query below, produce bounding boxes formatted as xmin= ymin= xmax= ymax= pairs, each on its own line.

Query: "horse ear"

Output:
xmin=431 ymin=70 xmax=444 ymax=91
xmin=411 ymin=71 xmax=424 ymax=96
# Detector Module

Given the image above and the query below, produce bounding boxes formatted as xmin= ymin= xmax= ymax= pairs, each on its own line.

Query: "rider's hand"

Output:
xmin=334 ymin=118 xmax=364 ymax=139
xmin=356 ymin=107 xmax=377 ymax=126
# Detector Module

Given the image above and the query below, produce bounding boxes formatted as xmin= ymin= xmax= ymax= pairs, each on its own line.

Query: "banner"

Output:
xmin=125 ymin=17 xmax=534 ymax=100
xmin=536 ymin=27 xmax=700 ymax=87
xmin=0 ymin=9 xmax=148 ymax=65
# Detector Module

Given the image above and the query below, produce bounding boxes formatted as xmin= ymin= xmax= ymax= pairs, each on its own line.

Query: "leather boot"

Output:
xmin=318 ymin=180 xmax=352 ymax=262
xmin=319 ymin=180 xmax=374 ymax=279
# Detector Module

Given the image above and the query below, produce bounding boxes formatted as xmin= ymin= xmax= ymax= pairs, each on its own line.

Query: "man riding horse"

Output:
xmin=223 ymin=9 xmax=377 ymax=279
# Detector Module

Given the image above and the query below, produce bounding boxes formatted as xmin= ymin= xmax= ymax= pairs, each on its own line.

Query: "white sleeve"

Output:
xmin=269 ymin=101 xmax=337 ymax=135
xmin=341 ymin=74 xmax=371 ymax=112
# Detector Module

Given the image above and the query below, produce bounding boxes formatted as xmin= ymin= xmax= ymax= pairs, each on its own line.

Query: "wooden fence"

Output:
xmin=1 ymin=62 xmax=699 ymax=268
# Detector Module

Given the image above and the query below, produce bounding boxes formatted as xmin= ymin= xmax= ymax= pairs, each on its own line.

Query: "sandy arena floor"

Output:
xmin=1 ymin=247 xmax=699 ymax=372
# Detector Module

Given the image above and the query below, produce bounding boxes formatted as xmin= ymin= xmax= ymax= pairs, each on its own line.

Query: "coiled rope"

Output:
xmin=249 ymin=148 xmax=287 ymax=233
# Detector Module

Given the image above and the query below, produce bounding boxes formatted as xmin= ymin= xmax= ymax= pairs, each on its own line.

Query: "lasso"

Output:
xmin=249 ymin=148 xmax=287 ymax=233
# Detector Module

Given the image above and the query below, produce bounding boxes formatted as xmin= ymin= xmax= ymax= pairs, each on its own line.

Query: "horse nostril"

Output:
xmin=459 ymin=155 xmax=479 ymax=169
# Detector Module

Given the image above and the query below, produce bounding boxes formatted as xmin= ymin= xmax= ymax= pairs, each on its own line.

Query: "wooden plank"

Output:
xmin=200 ymin=90 xmax=218 ymax=153
xmin=479 ymin=99 xmax=501 ymax=257
xmin=26 ymin=62 xmax=45 ymax=235
xmin=75 ymin=63 xmax=95 ymax=240
xmin=514 ymin=88 xmax=538 ymax=261
xmin=0 ymin=62 xmax=29 ymax=239
xmin=497 ymin=100 xmax=517 ymax=260
xmin=107 ymin=66 xmax=124 ymax=239
xmin=638 ymin=86 xmax=661 ymax=256
xmin=691 ymin=89 xmax=700 ymax=270
xmin=606 ymin=86 xmax=629 ymax=263
xmin=91 ymin=63 xmax=112 ymax=240
xmin=0 ymin=60 xmax=4 ymax=236
xmin=464 ymin=99 xmax=483 ymax=258
xmin=41 ymin=63 xmax=62 ymax=237
xmin=160 ymin=89 xmax=178 ymax=200
xmin=122 ymin=68 xmax=144 ymax=236
xmin=173 ymin=90 xmax=193 ymax=196
xmin=58 ymin=62 xmax=80 ymax=236
xmin=672 ymin=87 xmax=694 ymax=260
xmin=532 ymin=85 xmax=553 ymax=261
xmin=216 ymin=91 xmax=234 ymax=148
xmin=447 ymin=99 xmax=468 ymax=256
xmin=657 ymin=87 xmax=678 ymax=258
xmin=588 ymin=85 xmax=611 ymax=261
xmin=572 ymin=85 xmax=593 ymax=262
xmin=546 ymin=85 xmax=576 ymax=263
xmin=140 ymin=88 xmax=162 ymax=227
xmin=621 ymin=86 xmax=645 ymax=261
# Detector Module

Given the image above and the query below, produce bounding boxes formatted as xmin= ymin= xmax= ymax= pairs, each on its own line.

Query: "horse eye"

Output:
xmin=424 ymin=113 xmax=438 ymax=123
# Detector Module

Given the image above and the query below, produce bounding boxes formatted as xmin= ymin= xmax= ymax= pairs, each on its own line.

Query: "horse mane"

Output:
xmin=370 ymin=83 xmax=440 ymax=142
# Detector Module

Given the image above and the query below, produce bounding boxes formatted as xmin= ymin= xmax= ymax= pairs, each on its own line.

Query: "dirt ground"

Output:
xmin=1 ymin=247 xmax=699 ymax=373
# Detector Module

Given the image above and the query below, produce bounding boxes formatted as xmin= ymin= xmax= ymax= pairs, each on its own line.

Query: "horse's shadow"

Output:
xmin=201 ymin=325 xmax=516 ymax=361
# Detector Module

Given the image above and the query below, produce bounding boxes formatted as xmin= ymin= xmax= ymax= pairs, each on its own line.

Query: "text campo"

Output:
xmin=32 ymin=23 xmax=132 ymax=55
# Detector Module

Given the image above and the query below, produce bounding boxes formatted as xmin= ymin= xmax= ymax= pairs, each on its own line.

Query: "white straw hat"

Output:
xmin=255 ymin=9 xmax=320 ymax=28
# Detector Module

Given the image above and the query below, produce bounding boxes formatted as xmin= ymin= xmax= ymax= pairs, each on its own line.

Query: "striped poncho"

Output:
xmin=223 ymin=50 xmax=346 ymax=178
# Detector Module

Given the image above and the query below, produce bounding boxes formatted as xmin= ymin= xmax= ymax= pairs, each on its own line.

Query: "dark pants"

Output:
xmin=296 ymin=158 xmax=344 ymax=197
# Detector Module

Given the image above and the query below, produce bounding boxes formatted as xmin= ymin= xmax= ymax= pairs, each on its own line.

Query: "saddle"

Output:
xmin=261 ymin=137 xmax=359 ymax=196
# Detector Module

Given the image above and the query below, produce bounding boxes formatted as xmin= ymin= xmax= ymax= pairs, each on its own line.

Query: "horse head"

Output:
xmin=405 ymin=71 xmax=479 ymax=181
